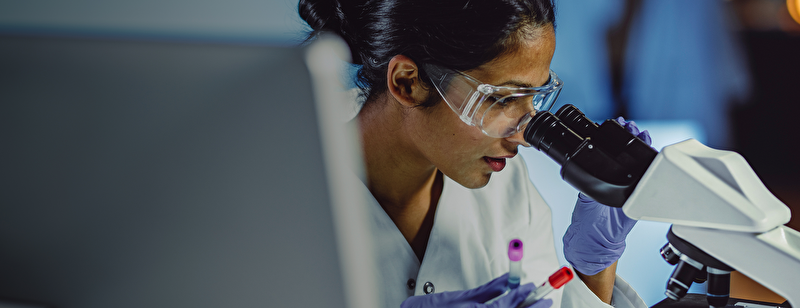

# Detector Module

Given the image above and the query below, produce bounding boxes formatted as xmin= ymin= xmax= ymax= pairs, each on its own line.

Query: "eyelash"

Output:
xmin=490 ymin=96 xmax=519 ymax=106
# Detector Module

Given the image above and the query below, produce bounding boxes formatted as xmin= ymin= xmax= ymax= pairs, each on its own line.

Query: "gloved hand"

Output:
xmin=400 ymin=273 xmax=553 ymax=308
xmin=562 ymin=117 xmax=652 ymax=276
xmin=615 ymin=116 xmax=652 ymax=146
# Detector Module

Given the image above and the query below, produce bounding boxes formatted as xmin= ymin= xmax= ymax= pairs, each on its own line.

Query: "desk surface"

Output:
xmin=650 ymin=294 xmax=788 ymax=308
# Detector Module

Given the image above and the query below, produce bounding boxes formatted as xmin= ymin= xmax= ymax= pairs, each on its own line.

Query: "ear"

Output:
xmin=386 ymin=55 xmax=428 ymax=107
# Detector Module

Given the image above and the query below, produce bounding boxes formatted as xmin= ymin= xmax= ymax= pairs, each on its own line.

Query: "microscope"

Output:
xmin=524 ymin=104 xmax=800 ymax=307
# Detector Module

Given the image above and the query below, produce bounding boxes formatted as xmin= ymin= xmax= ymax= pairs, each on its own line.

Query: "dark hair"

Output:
xmin=298 ymin=0 xmax=556 ymax=106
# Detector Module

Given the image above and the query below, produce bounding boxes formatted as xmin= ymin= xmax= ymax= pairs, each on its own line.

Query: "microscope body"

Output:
xmin=524 ymin=104 xmax=799 ymax=306
xmin=623 ymin=138 xmax=799 ymax=305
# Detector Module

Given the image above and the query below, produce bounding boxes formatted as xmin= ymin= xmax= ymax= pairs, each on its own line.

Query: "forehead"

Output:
xmin=465 ymin=27 xmax=556 ymax=88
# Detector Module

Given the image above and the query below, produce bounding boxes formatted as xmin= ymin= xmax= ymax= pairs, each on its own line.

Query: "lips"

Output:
xmin=484 ymin=157 xmax=507 ymax=172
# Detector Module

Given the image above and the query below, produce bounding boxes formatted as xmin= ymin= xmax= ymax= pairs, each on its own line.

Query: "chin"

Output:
xmin=454 ymin=173 xmax=492 ymax=189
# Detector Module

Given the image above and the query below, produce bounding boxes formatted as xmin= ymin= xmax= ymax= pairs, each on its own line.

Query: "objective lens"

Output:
xmin=706 ymin=267 xmax=731 ymax=308
xmin=694 ymin=269 xmax=708 ymax=284
xmin=660 ymin=243 xmax=680 ymax=265
xmin=665 ymin=256 xmax=704 ymax=301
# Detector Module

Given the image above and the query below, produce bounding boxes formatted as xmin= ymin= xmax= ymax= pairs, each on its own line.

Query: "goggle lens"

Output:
xmin=480 ymin=90 xmax=560 ymax=138
xmin=426 ymin=64 xmax=562 ymax=138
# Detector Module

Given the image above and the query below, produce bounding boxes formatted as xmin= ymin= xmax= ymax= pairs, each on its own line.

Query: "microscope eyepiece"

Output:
xmin=553 ymin=104 xmax=598 ymax=138
xmin=524 ymin=110 xmax=585 ymax=166
xmin=523 ymin=104 xmax=658 ymax=207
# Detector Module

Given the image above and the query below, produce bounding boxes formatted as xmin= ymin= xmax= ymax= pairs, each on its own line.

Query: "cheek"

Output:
xmin=438 ymin=126 xmax=494 ymax=159
xmin=421 ymin=103 xmax=494 ymax=160
xmin=438 ymin=115 xmax=484 ymax=145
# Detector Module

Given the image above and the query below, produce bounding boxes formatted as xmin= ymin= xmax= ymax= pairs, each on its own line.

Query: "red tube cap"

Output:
xmin=548 ymin=266 xmax=574 ymax=289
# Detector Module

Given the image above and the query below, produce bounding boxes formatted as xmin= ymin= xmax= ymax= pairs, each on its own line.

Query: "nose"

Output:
xmin=506 ymin=130 xmax=530 ymax=147
xmin=505 ymin=111 xmax=535 ymax=147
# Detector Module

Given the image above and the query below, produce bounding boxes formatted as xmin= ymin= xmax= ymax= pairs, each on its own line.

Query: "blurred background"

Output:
xmin=2 ymin=0 xmax=799 ymax=306
xmin=542 ymin=2 xmax=798 ymax=303
xmin=547 ymin=0 xmax=800 ymax=233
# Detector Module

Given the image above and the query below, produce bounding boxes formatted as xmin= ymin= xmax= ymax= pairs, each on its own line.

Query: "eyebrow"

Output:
xmin=498 ymin=80 xmax=536 ymax=88
xmin=462 ymin=69 xmax=549 ymax=88
xmin=496 ymin=74 xmax=552 ymax=88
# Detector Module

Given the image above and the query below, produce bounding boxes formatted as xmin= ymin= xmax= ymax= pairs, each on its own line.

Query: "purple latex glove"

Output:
xmin=562 ymin=117 xmax=652 ymax=276
xmin=615 ymin=117 xmax=652 ymax=146
xmin=400 ymin=273 xmax=553 ymax=308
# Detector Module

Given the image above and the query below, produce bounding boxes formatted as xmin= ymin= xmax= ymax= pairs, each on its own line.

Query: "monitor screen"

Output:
xmin=0 ymin=35 xmax=364 ymax=308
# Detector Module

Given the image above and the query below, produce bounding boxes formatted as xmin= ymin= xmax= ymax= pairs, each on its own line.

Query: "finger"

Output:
xmin=400 ymin=294 xmax=439 ymax=308
xmin=615 ymin=116 xmax=627 ymax=127
xmin=609 ymin=206 xmax=638 ymax=231
xmin=624 ymin=120 xmax=640 ymax=136
xmin=574 ymin=193 xmax=607 ymax=220
xmin=521 ymin=298 xmax=553 ymax=308
xmin=463 ymin=273 xmax=511 ymax=302
xmin=577 ymin=192 xmax=593 ymax=202
xmin=637 ymin=129 xmax=652 ymax=146
xmin=487 ymin=283 xmax=535 ymax=308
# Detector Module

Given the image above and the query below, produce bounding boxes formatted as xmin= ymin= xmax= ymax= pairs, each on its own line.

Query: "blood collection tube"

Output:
xmin=517 ymin=266 xmax=574 ymax=308
xmin=508 ymin=239 xmax=524 ymax=289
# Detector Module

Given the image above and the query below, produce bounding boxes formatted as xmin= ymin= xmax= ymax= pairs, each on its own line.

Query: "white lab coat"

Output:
xmin=358 ymin=154 xmax=648 ymax=308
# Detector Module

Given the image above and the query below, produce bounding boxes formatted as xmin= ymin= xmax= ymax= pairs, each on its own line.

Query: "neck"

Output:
xmin=357 ymin=95 xmax=442 ymax=261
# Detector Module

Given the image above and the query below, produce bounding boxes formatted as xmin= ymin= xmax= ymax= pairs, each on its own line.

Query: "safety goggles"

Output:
xmin=424 ymin=64 xmax=563 ymax=138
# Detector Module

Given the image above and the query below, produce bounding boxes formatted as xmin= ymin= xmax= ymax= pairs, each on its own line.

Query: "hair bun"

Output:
xmin=298 ymin=0 xmax=346 ymax=34
xmin=299 ymin=0 xmax=363 ymax=64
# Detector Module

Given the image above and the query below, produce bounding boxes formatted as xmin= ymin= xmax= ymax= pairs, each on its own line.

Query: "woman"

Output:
xmin=298 ymin=1 xmax=648 ymax=307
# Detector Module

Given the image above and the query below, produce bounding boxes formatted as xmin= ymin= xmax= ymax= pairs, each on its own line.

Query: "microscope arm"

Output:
xmin=622 ymin=138 xmax=790 ymax=232
xmin=622 ymin=138 xmax=798 ymax=305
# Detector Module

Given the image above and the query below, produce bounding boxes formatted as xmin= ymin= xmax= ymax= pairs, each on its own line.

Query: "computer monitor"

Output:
xmin=0 ymin=34 xmax=376 ymax=308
